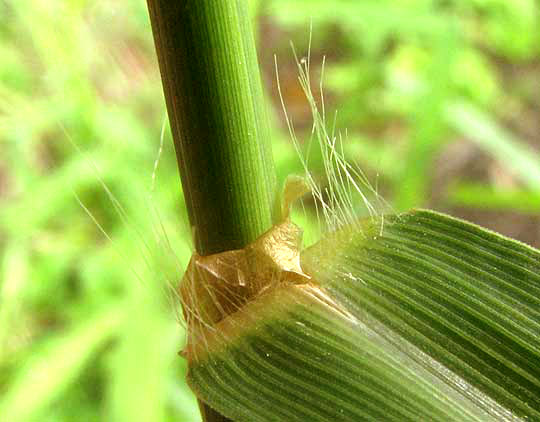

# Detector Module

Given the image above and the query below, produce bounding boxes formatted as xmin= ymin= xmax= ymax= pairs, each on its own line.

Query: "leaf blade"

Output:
xmin=303 ymin=210 xmax=540 ymax=418
xmin=186 ymin=210 xmax=540 ymax=420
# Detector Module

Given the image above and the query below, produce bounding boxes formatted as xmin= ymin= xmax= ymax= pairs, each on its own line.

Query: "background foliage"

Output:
xmin=0 ymin=0 xmax=539 ymax=421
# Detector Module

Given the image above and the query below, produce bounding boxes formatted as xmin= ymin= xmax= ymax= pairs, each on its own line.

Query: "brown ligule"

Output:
xmin=180 ymin=219 xmax=311 ymax=359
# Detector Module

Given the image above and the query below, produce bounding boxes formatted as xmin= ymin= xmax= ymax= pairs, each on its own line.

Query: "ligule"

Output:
xmin=180 ymin=218 xmax=311 ymax=363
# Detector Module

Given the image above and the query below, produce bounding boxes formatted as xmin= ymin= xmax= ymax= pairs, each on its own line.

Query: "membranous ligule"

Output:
xmin=180 ymin=218 xmax=314 ymax=360
xmin=180 ymin=176 xmax=316 ymax=360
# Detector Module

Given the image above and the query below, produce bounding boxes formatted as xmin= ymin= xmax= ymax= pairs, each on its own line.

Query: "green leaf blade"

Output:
xmin=186 ymin=210 xmax=540 ymax=421
xmin=302 ymin=210 xmax=540 ymax=419
xmin=187 ymin=283 xmax=515 ymax=421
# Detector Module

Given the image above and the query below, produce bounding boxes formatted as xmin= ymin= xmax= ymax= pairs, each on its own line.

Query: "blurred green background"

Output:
xmin=1 ymin=0 xmax=539 ymax=421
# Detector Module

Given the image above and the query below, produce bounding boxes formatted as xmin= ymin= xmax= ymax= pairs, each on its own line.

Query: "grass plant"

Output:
xmin=0 ymin=1 xmax=539 ymax=421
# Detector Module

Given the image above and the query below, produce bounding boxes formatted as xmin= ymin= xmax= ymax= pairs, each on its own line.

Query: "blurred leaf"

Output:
xmin=0 ymin=243 xmax=30 ymax=361
xmin=0 ymin=153 xmax=113 ymax=237
xmin=0 ymin=304 xmax=127 ymax=422
xmin=394 ymin=29 xmax=458 ymax=209
xmin=447 ymin=182 xmax=540 ymax=213
xmin=474 ymin=0 xmax=538 ymax=60
xmin=447 ymin=102 xmax=540 ymax=189
xmin=106 ymin=290 xmax=199 ymax=422
xmin=344 ymin=135 xmax=401 ymax=179
xmin=452 ymin=48 xmax=499 ymax=107
xmin=266 ymin=0 xmax=449 ymax=51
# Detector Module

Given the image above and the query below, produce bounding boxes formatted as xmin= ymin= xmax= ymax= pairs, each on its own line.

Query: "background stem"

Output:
xmin=145 ymin=1 xmax=276 ymax=420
